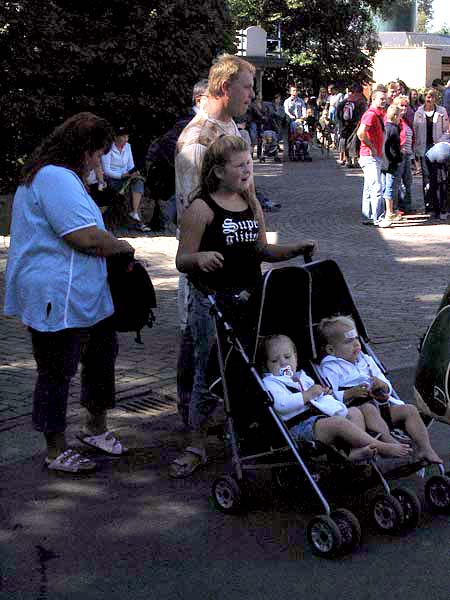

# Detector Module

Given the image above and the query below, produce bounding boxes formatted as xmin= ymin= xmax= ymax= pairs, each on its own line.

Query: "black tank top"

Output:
xmin=426 ymin=110 xmax=435 ymax=147
xmin=197 ymin=195 xmax=262 ymax=292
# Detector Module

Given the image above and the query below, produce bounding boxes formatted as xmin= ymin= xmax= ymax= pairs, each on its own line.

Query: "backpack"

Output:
xmin=145 ymin=113 xmax=193 ymax=201
xmin=342 ymin=100 xmax=355 ymax=122
xmin=107 ymin=255 xmax=157 ymax=344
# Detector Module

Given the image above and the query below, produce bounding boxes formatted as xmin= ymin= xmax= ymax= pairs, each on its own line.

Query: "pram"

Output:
xmin=288 ymin=119 xmax=312 ymax=162
xmin=206 ymin=260 xmax=447 ymax=558
xmin=259 ymin=130 xmax=282 ymax=163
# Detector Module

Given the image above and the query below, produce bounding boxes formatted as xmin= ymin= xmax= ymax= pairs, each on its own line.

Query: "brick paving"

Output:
xmin=1 ymin=149 xmax=450 ymax=424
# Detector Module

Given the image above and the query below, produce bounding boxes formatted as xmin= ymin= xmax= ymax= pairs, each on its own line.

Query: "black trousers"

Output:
xmin=30 ymin=317 xmax=118 ymax=433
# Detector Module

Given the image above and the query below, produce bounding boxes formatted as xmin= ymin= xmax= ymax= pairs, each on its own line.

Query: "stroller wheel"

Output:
xmin=370 ymin=494 xmax=404 ymax=533
xmin=391 ymin=488 xmax=422 ymax=529
xmin=330 ymin=508 xmax=361 ymax=552
xmin=425 ymin=475 xmax=450 ymax=513
xmin=307 ymin=515 xmax=342 ymax=558
xmin=212 ymin=475 xmax=245 ymax=514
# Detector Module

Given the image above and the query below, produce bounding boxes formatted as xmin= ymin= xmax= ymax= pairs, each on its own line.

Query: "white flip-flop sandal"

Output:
xmin=45 ymin=449 xmax=96 ymax=473
xmin=77 ymin=431 xmax=128 ymax=456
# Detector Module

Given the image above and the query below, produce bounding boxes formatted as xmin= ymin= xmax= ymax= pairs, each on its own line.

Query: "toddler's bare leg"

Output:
xmin=346 ymin=407 xmax=365 ymax=430
xmin=360 ymin=403 xmax=398 ymax=443
xmin=314 ymin=416 xmax=412 ymax=459
xmin=390 ymin=405 xmax=443 ymax=464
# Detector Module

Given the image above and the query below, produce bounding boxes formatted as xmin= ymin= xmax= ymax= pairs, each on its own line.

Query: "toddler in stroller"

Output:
xmin=318 ymin=315 xmax=442 ymax=465
xmin=288 ymin=119 xmax=313 ymax=162
xmin=210 ymin=265 xmax=434 ymax=557
xmin=259 ymin=130 xmax=282 ymax=163
xmin=261 ymin=334 xmax=412 ymax=461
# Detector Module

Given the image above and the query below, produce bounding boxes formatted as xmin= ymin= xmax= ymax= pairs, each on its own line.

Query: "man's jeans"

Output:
xmin=381 ymin=169 xmax=399 ymax=203
xmin=186 ymin=284 xmax=218 ymax=432
xmin=359 ymin=155 xmax=385 ymax=224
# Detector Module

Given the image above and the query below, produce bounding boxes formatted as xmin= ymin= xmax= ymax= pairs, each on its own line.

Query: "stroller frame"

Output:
xmin=206 ymin=261 xmax=448 ymax=557
xmin=207 ymin=288 xmax=331 ymax=517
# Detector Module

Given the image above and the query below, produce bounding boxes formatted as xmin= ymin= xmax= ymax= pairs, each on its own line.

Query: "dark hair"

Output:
xmin=115 ymin=125 xmax=129 ymax=137
xmin=21 ymin=112 xmax=113 ymax=185
xmin=408 ymin=88 xmax=422 ymax=106
xmin=351 ymin=82 xmax=363 ymax=94
xmin=396 ymin=79 xmax=409 ymax=94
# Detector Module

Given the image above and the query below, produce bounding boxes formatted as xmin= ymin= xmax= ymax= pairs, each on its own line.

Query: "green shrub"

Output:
xmin=0 ymin=0 xmax=233 ymax=192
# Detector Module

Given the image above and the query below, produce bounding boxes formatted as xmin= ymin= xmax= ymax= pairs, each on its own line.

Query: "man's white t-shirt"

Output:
xmin=175 ymin=112 xmax=242 ymax=225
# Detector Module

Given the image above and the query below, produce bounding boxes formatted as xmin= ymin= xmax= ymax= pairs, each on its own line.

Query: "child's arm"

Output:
xmin=365 ymin=355 xmax=392 ymax=396
xmin=252 ymin=201 xmax=316 ymax=262
xmin=319 ymin=365 xmax=345 ymax=402
xmin=369 ymin=376 xmax=390 ymax=401
xmin=303 ymin=384 xmax=329 ymax=403
xmin=263 ymin=378 xmax=307 ymax=417
xmin=343 ymin=384 xmax=371 ymax=402
xmin=176 ymin=200 xmax=224 ymax=273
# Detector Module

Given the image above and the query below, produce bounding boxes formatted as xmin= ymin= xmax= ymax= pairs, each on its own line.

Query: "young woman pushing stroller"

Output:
xmin=170 ymin=134 xmax=316 ymax=478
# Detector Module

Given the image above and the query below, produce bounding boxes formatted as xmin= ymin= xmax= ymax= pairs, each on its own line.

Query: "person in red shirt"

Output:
xmin=357 ymin=89 xmax=391 ymax=228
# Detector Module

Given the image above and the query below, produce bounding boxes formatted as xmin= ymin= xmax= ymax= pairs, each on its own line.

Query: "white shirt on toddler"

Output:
xmin=263 ymin=370 xmax=348 ymax=421
xmin=319 ymin=352 xmax=404 ymax=406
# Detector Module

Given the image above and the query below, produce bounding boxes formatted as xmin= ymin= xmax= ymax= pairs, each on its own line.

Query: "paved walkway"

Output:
xmin=1 ymin=151 xmax=449 ymax=428
xmin=3 ymin=151 xmax=450 ymax=598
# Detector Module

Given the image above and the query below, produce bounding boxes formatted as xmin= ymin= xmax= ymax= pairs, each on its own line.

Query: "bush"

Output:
xmin=0 ymin=0 xmax=233 ymax=192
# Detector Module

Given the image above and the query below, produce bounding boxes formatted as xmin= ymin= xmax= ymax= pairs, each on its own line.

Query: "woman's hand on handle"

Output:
xmin=300 ymin=240 xmax=316 ymax=263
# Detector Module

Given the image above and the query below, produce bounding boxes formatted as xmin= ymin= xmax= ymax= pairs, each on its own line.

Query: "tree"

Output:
xmin=0 ymin=0 xmax=233 ymax=192
xmin=416 ymin=0 xmax=433 ymax=32
xmin=436 ymin=24 xmax=450 ymax=36
xmin=228 ymin=0 xmax=380 ymax=89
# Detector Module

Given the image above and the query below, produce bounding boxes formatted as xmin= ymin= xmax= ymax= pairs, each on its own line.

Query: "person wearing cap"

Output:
xmin=101 ymin=126 xmax=148 ymax=230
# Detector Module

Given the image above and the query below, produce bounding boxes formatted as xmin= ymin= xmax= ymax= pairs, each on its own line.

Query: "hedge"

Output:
xmin=0 ymin=0 xmax=233 ymax=192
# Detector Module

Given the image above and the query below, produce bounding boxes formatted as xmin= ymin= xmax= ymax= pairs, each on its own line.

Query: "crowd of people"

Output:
xmin=3 ymin=53 xmax=450 ymax=476
xmin=357 ymin=80 xmax=450 ymax=227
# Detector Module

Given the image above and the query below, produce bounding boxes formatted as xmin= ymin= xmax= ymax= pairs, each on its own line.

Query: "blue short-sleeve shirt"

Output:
xmin=4 ymin=165 xmax=114 ymax=331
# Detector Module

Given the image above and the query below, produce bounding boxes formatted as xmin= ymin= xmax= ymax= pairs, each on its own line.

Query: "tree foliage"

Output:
xmin=416 ymin=0 xmax=433 ymax=32
xmin=0 ymin=0 xmax=233 ymax=192
xmin=228 ymin=0 xmax=381 ymax=90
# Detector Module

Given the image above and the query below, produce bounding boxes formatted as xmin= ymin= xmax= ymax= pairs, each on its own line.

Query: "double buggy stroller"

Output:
xmin=288 ymin=119 xmax=313 ymax=162
xmin=204 ymin=260 xmax=448 ymax=558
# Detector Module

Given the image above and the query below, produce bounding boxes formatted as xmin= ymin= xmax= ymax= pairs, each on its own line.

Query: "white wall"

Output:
xmin=425 ymin=48 xmax=443 ymax=86
xmin=372 ymin=46 xmax=443 ymax=89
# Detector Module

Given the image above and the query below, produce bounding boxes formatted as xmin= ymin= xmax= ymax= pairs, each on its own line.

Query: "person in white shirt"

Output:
xmin=4 ymin=112 xmax=134 ymax=473
xmin=101 ymin=126 xmax=147 ymax=227
xmin=319 ymin=315 xmax=442 ymax=464
xmin=261 ymin=334 xmax=412 ymax=460
xmin=283 ymin=86 xmax=307 ymax=130
xmin=326 ymin=84 xmax=343 ymax=123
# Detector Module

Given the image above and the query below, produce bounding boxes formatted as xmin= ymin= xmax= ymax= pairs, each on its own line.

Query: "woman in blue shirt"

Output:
xmin=4 ymin=112 xmax=135 ymax=473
